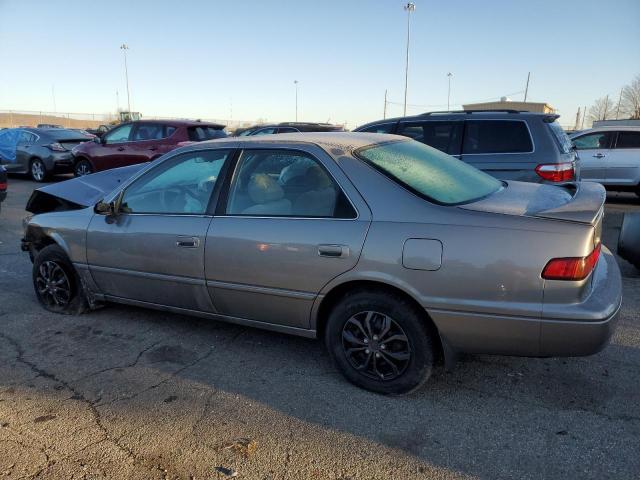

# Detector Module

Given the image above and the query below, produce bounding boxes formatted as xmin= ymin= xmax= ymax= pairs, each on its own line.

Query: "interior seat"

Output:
xmin=241 ymin=173 xmax=292 ymax=215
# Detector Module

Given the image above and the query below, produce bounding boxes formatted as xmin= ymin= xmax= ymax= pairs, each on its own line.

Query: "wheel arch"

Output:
xmin=313 ymin=279 xmax=449 ymax=366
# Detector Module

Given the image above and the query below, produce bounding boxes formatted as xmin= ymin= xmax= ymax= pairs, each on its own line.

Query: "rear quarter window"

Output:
xmin=547 ymin=121 xmax=573 ymax=154
xmin=188 ymin=126 xmax=226 ymax=141
xmin=463 ymin=120 xmax=533 ymax=154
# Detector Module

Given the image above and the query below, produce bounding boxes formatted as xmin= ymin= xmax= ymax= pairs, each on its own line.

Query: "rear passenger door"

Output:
xmin=460 ymin=120 xmax=534 ymax=181
xmin=205 ymin=146 xmax=371 ymax=329
xmin=129 ymin=123 xmax=176 ymax=164
xmin=572 ymin=131 xmax=613 ymax=183
xmin=605 ymin=131 xmax=640 ymax=186
xmin=396 ymin=121 xmax=463 ymax=156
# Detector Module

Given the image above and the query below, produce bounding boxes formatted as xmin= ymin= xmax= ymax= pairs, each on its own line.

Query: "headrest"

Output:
xmin=248 ymin=174 xmax=285 ymax=204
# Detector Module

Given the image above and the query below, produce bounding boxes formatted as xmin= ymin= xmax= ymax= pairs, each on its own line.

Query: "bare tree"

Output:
xmin=620 ymin=75 xmax=640 ymax=119
xmin=589 ymin=96 xmax=616 ymax=123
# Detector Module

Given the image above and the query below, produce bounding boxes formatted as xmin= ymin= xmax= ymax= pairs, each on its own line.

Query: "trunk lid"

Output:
xmin=460 ymin=180 xmax=605 ymax=227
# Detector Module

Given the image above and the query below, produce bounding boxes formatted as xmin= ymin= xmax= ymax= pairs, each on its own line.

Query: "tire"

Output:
xmin=29 ymin=158 xmax=48 ymax=182
xmin=74 ymin=158 xmax=93 ymax=177
xmin=325 ymin=289 xmax=436 ymax=395
xmin=32 ymin=244 xmax=88 ymax=315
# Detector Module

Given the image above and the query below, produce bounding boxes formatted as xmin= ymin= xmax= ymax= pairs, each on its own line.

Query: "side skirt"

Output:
xmin=97 ymin=294 xmax=318 ymax=339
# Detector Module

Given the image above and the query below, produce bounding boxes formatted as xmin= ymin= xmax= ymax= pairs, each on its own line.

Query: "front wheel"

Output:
xmin=325 ymin=289 xmax=436 ymax=395
xmin=74 ymin=159 xmax=93 ymax=177
xmin=30 ymin=158 xmax=48 ymax=182
xmin=33 ymin=244 xmax=88 ymax=314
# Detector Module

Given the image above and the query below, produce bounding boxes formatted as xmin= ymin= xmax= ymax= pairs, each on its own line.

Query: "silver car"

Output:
xmin=22 ymin=133 xmax=622 ymax=394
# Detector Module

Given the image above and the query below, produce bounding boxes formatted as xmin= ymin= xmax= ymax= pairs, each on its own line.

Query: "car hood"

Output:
xmin=460 ymin=180 xmax=606 ymax=226
xmin=26 ymin=163 xmax=147 ymax=214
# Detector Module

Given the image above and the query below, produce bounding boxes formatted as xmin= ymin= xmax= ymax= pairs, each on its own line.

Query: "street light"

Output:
xmin=294 ymin=80 xmax=299 ymax=121
xmin=403 ymin=2 xmax=416 ymax=116
xmin=120 ymin=44 xmax=132 ymax=113
xmin=447 ymin=72 xmax=453 ymax=111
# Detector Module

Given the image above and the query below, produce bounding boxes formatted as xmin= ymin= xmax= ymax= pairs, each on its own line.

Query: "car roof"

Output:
xmin=357 ymin=110 xmax=556 ymax=129
xmin=132 ymin=119 xmax=225 ymax=128
xmin=193 ymin=131 xmax=402 ymax=155
xmin=573 ymin=126 xmax=640 ymax=133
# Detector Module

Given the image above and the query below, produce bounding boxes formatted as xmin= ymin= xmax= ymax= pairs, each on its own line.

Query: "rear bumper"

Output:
xmin=430 ymin=246 xmax=622 ymax=358
xmin=49 ymin=152 xmax=75 ymax=173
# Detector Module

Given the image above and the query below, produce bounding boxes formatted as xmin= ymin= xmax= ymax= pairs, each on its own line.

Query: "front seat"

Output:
xmin=241 ymin=174 xmax=292 ymax=215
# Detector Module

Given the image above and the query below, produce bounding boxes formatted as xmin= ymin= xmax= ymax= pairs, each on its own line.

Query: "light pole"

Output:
xmin=120 ymin=44 xmax=131 ymax=113
xmin=447 ymin=72 xmax=453 ymax=111
xmin=403 ymin=2 xmax=416 ymax=116
xmin=294 ymin=80 xmax=299 ymax=121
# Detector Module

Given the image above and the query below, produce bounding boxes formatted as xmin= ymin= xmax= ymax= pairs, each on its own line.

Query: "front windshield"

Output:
xmin=355 ymin=139 xmax=502 ymax=205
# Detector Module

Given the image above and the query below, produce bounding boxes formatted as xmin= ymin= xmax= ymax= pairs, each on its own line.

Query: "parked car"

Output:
xmin=69 ymin=128 xmax=96 ymax=138
xmin=0 ymin=165 xmax=6 ymax=214
xmin=23 ymin=133 xmax=621 ymax=395
xmin=569 ymin=127 xmax=640 ymax=197
xmin=0 ymin=127 xmax=91 ymax=181
xmin=234 ymin=122 xmax=344 ymax=136
xmin=71 ymin=120 xmax=226 ymax=176
xmin=355 ymin=110 xmax=578 ymax=183
xmin=37 ymin=124 xmax=64 ymax=129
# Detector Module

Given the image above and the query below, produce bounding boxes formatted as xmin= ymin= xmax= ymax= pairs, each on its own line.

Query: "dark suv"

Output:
xmin=234 ymin=122 xmax=344 ymax=136
xmin=71 ymin=120 xmax=226 ymax=176
xmin=355 ymin=110 xmax=578 ymax=183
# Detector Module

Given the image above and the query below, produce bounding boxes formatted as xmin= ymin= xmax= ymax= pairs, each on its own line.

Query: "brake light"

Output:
xmin=47 ymin=142 xmax=66 ymax=152
xmin=0 ymin=182 xmax=6 ymax=190
xmin=542 ymin=243 xmax=601 ymax=281
xmin=535 ymin=162 xmax=574 ymax=182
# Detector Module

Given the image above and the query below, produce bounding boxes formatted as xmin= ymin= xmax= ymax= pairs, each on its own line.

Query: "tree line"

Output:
xmin=588 ymin=74 xmax=640 ymax=123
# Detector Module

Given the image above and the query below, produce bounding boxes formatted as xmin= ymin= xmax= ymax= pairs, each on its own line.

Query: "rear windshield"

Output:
xmin=187 ymin=126 xmax=226 ymax=141
xmin=356 ymin=140 xmax=502 ymax=205
xmin=547 ymin=121 xmax=573 ymax=154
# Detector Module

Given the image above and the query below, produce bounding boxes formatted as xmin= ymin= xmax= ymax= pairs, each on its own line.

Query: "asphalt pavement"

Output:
xmin=0 ymin=175 xmax=639 ymax=480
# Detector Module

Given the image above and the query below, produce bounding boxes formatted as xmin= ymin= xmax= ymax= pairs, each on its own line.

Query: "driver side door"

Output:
xmin=86 ymin=148 xmax=234 ymax=311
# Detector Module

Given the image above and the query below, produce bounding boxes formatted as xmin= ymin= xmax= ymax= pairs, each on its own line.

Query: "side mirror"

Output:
xmin=94 ymin=192 xmax=123 ymax=216
xmin=93 ymin=136 xmax=102 ymax=144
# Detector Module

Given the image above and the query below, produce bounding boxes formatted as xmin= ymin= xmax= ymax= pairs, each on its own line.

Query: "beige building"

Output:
xmin=462 ymin=101 xmax=555 ymax=114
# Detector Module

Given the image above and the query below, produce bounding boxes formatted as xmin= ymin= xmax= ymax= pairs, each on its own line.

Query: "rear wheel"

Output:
xmin=325 ymin=289 xmax=436 ymax=395
xmin=74 ymin=159 xmax=93 ymax=177
xmin=33 ymin=244 xmax=88 ymax=314
xmin=30 ymin=158 xmax=48 ymax=182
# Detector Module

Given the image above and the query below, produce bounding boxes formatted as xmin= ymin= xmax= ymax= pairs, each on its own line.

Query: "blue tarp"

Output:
xmin=0 ymin=129 xmax=21 ymax=163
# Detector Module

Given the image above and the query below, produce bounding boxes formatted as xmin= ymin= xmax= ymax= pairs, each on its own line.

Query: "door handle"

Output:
xmin=593 ymin=153 xmax=605 ymax=158
xmin=318 ymin=244 xmax=349 ymax=258
xmin=117 ymin=146 xmax=125 ymax=151
xmin=148 ymin=146 xmax=158 ymax=151
xmin=176 ymin=236 xmax=200 ymax=248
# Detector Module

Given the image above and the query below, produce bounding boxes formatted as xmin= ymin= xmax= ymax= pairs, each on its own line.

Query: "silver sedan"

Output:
xmin=22 ymin=133 xmax=622 ymax=394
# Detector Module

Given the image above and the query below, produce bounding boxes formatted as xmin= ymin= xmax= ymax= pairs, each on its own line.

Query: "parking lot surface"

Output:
xmin=0 ymin=176 xmax=639 ymax=480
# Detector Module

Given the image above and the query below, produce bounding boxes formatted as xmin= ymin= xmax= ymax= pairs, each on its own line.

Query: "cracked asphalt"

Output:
xmin=1 ymin=176 xmax=639 ymax=480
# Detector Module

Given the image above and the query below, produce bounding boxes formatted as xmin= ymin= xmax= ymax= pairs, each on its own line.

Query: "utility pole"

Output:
xmin=51 ymin=84 xmax=57 ymax=113
xmin=524 ymin=72 xmax=530 ymax=102
xmin=116 ymin=90 xmax=120 ymax=112
xmin=403 ymin=2 xmax=416 ymax=116
xmin=615 ymin=87 xmax=623 ymax=119
xmin=447 ymin=72 xmax=453 ymax=111
xmin=383 ymin=89 xmax=388 ymax=119
xmin=120 ymin=44 xmax=131 ymax=113
xmin=294 ymin=80 xmax=299 ymax=122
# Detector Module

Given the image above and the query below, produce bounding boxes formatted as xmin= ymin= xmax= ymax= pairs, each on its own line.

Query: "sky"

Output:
xmin=0 ymin=0 xmax=638 ymax=128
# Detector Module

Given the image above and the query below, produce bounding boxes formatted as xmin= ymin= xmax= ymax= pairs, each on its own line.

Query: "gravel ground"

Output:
xmin=0 ymin=175 xmax=639 ymax=480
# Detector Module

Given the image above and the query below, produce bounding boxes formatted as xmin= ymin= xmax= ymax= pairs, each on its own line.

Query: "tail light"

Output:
xmin=47 ymin=142 xmax=66 ymax=152
xmin=542 ymin=243 xmax=601 ymax=281
xmin=535 ymin=162 xmax=575 ymax=182
xmin=0 ymin=182 xmax=6 ymax=191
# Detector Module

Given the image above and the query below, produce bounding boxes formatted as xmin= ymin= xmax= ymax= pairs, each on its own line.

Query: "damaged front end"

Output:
xmin=25 ymin=163 xmax=147 ymax=214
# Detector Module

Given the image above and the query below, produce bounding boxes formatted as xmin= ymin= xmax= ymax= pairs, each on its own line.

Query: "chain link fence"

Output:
xmin=0 ymin=110 xmax=256 ymax=130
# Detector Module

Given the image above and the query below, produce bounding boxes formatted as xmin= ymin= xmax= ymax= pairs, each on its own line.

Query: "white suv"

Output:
xmin=570 ymin=127 xmax=640 ymax=197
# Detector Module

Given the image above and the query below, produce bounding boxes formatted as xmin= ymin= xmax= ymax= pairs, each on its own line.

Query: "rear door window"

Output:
xmin=397 ymin=121 xmax=463 ymax=155
xmin=277 ymin=127 xmax=300 ymax=133
xmin=573 ymin=131 xmax=613 ymax=150
xmin=462 ymin=120 xmax=533 ymax=154
xmin=187 ymin=126 xmax=225 ymax=141
xmin=615 ymin=131 xmax=640 ymax=149
xmin=132 ymin=123 xmax=165 ymax=141
xmin=359 ymin=123 xmax=396 ymax=134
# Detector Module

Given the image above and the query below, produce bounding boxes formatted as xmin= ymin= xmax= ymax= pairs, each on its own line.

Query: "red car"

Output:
xmin=71 ymin=120 xmax=226 ymax=176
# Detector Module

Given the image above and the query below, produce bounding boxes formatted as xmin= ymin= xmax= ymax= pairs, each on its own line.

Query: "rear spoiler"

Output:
xmin=533 ymin=182 xmax=605 ymax=225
